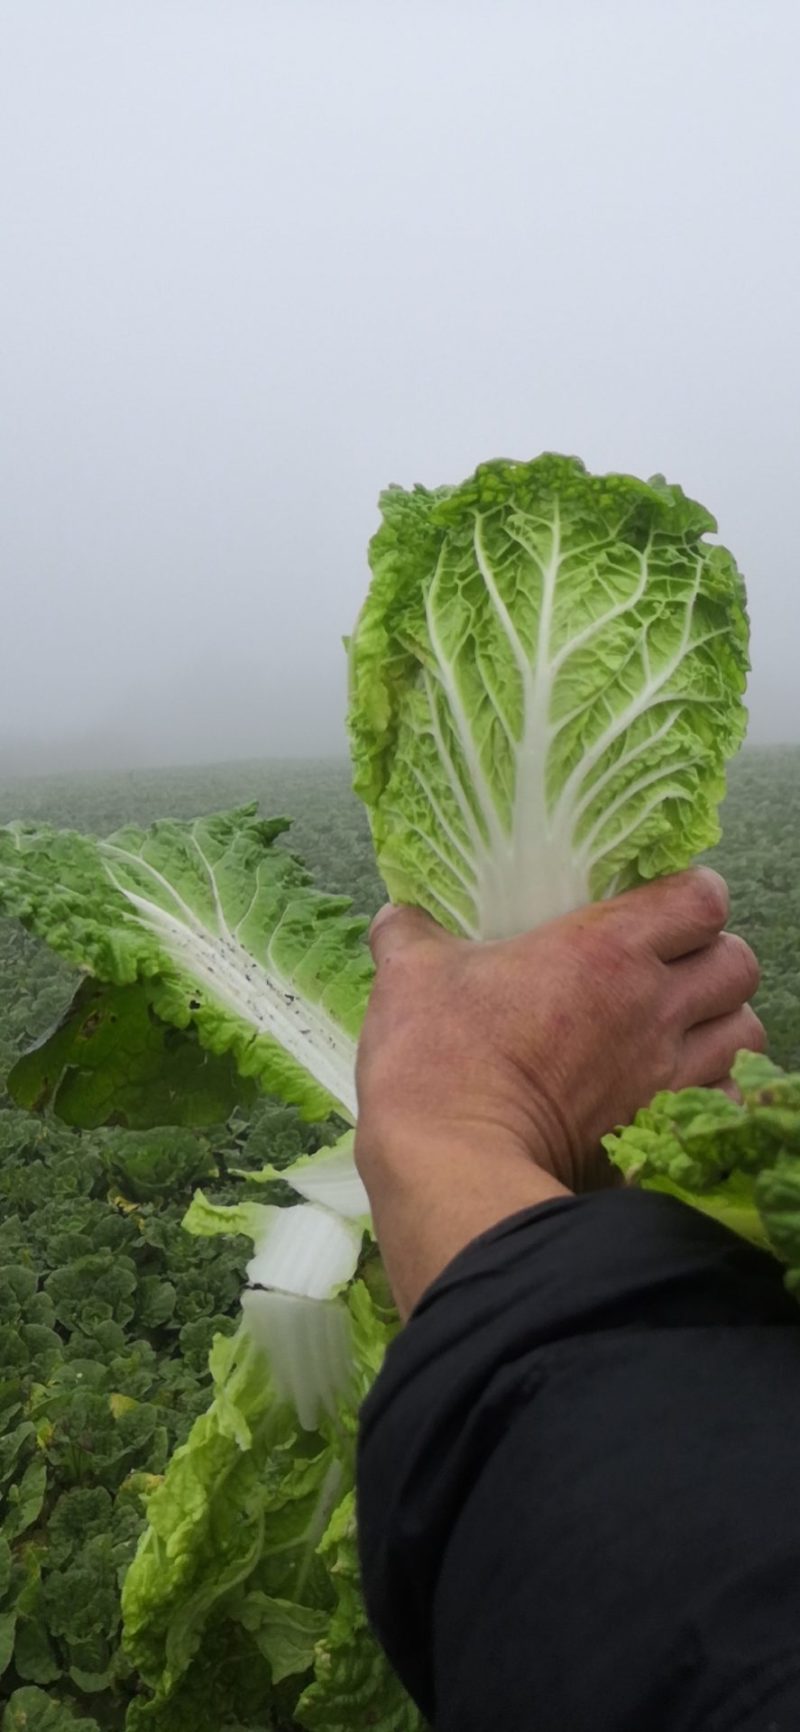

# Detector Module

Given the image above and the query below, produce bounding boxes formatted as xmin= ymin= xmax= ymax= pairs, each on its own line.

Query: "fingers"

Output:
xmin=668 ymin=932 xmax=760 ymax=1026
xmin=617 ymin=867 xmax=730 ymax=962
xmin=677 ymin=1004 xmax=766 ymax=1090
xmin=369 ymin=903 xmax=450 ymax=968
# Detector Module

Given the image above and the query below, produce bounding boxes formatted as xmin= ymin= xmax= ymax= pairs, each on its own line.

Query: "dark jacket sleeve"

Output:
xmin=357 ymin=1189 xmax=800 ymax=1732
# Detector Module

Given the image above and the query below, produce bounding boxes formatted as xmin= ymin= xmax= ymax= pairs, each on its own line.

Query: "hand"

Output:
xmin=354 ymin=870 xmax=764 ymax=1313
xmin=357 ymin=868 xmax=763 ymax=1194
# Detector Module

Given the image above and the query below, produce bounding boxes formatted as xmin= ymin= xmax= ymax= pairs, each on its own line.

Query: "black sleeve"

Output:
xmin=357 ymin=1189 xmax=800 ymax=1732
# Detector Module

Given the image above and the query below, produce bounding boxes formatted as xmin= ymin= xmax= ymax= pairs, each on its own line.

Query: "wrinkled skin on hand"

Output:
xmin=356 ymin=868 xmax=764 ymax=1197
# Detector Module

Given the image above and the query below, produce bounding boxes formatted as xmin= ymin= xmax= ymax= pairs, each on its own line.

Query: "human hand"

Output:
xmin=355 ymin=868 xmax=764 ymax=1198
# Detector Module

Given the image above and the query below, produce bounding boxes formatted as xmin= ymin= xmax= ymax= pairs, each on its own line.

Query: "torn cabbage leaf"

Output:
xmin=604 ymin=1052 xmax=800 ymax=1265
xmin=236 ymin=1131 xmax=370 ymax=1221
xmin=183 ymin=1187 xmax=365 ymax=1430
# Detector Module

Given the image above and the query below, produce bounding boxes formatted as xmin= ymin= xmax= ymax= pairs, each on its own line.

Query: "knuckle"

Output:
xmin=369 ymin=903 xmax=451 ymax=967
xmin=572 ymin=917 xmax=663 ymax=1030
xmin=650 ymin=1047 xmax=680 ymax=1097
xmin=739 ymin=1005 xmax=767 ymax=1053
xmin=723 ymin=932 xmax=761 ymax=998
xmin=686 ymin=866 xmax=730 ymax=930
xmin=574 ymin=915 xmax=638 ymax=980
xmin=368 ymin=902 xmax=408 ymax=954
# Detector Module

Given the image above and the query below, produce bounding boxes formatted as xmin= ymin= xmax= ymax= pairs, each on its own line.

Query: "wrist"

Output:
xmin=355 ymin=1112 xmax=533 ymax=1187
xmin=355 ymin=1117 xmax=570 ymax=1318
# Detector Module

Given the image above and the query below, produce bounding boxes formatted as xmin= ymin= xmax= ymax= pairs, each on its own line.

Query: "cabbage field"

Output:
xmin=0 ymin=746 xmax=798 ymax=1730
xmin=0 ymin=446 xmax=798 ymax=1731
xmin=0 ymin=760 xmax=384 ymax=1732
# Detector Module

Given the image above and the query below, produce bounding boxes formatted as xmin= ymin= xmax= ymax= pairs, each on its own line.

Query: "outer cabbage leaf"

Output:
xmin=183 ymin=1189 xmax=364 ymax=1428
xmin=122 ymin=1283 xmax=401 ymax=1725
xmin=183 ymin=1191 xmax=364 ymax=1302
xmin=122 ymin=1638 xmax=284 ymax=1731
xmin=236 ymin=1132 xmax=371 ymax=1222
xmin=233 ymin=1590 xmax=329 ymax=1684
xmin=121 ymin=1620 xmax=283 ymax=1731
xmin=7 ymin=977 xmax=255 ymax=1128
xmin=349 ymin=454 xmax=748 ymax=938
xmin=295 ymin=1493 xmax=424 ymax=1732
xmin=121 ymin=1322 xmax=342 ymax=1699
xmin=0 ymin=807 xmax=372 ymax=1121
xmin=604 ymin=1053 xmax=800 ymax=1262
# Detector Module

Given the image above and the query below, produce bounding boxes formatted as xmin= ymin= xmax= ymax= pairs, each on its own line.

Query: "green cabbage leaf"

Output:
xmin=604 ymin=1052 xmax=800 ymax=1273
xmin=0 ymin=807 xmax=372 ymax=1124
xmin=349 ymin=454 xmax=748 ymax=937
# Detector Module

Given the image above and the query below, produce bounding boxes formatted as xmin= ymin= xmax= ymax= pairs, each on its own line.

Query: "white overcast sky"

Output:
xmin=2 ymin=0 xmax=798 ymax=770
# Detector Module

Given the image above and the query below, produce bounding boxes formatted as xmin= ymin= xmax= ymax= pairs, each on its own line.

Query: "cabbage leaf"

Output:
xmin=604 ymin=1052 xmax=800 ymax=1264
xmin=349 ymin=454 xmax=748 ymax=937
xmin=0 ymin=807 xmax=372 ymax=1123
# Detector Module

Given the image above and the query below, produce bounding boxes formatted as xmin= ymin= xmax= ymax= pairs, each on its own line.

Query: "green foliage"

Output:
xmin=295 ymin=1494 xmax=420 ymax=1732
xmin=2 ymin=1685 xmax=103 ymax=1729
xmin=9 ymin=979 xmax=256 ymax=1130
xmin=0 ymin=1094 xmax=338 ymax=1729
xmin=120 ymin=1282 xmax=410 ymax=1731
xmin=0 ymin=749 xmax=797 ymax=1729
xmin=711 ymin=747 xmax=800 ymax=1074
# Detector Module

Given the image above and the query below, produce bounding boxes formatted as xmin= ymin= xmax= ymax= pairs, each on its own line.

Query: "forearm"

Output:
xmin=356 ymin=1130 xmax=568 ymax=1318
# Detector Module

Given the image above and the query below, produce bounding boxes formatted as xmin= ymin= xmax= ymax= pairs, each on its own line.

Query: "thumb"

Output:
xmin=368 ymin=902 xmax=451 ymax=968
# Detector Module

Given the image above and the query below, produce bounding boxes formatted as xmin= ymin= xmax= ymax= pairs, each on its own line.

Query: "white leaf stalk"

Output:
xmin=185 ymin=1151 xmax=369 ymax=1431
xmin=103 ymin=836 xmax=359 ymax=1119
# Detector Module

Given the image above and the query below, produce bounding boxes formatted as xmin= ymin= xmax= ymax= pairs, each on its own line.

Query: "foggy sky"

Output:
xmin=2 ymin=0 xmax=799 ymax=775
